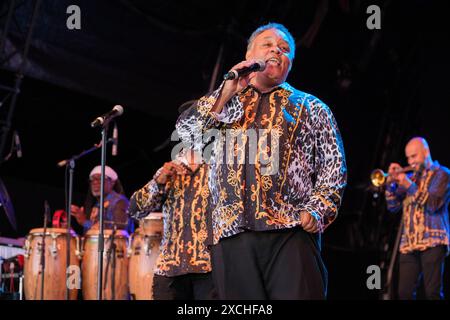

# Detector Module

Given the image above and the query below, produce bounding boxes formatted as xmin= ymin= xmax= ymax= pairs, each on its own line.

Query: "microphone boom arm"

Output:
xmin=57 ymin=138 xmax=115 ymax=168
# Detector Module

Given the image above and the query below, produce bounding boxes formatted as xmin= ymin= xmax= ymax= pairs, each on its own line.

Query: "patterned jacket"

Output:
xmin=386 ymin=161 xmax=450 ymax=254
xmin=176 ymin=82 xmax=347 ymax=244
xmin=128 ymin=163 xmax=212 ymax=277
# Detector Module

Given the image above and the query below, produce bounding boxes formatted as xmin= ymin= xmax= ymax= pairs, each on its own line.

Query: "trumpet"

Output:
xmin=370 ymin=165 xmax=414 ymax=187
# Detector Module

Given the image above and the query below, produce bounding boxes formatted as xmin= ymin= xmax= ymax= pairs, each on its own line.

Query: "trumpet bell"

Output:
xmin=370 ymin=169 xmax=387 ymax=187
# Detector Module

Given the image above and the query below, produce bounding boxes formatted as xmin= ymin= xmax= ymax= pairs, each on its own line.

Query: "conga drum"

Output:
xmin=23 ymin=228 xmax=80 ymax=300
xmin=128 ymin=213 xmax=163 ymax=300
xmin=141 ymin=212 xmax=163 ymax=237
xmin=81 ymin=229 xmax=129 ymax=300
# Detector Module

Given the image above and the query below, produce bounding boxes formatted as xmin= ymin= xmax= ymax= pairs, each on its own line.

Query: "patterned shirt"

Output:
xmin=83 ymin=191 xmax=131 ymax=234
xmin=176 ymin=82 xmax=347 ymax=244
xmin=386 ymin=161 xmax=450 ymax=254
xmin=128 ymin=164 xmax=212 ymax=277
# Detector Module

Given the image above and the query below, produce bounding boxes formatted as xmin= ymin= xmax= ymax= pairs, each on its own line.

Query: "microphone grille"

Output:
xmin=113 ymin=105 xmax=124 ymax=115
xmin=255 ymin=59 xmax=266 ymax=71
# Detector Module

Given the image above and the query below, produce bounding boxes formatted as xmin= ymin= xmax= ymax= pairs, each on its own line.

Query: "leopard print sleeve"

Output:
xmin=302 ymin=98 xmax=347 ymax=232
xmin=128 ymin=168 xmax=167 ymax=220
xmin=175 ymin=82 xmax=244 ymax=152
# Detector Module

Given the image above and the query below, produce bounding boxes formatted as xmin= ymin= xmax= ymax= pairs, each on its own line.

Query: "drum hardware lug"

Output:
xmin=144 ymin=236 xmax=153 ymax=256
xmin=50 ymin=233 xmax=58 ymax=258
xmin=24 ymin=237 xmax=31 ymax=259
xmin=103 ymin=237 xmax=112 ymax=259
xmin=37 ymin=240 xmax=43 ymax=255
xmin=75 ymin=237 xmax=84 ymax=260
xmin=126 ymin=234 xmax=133 ymax=258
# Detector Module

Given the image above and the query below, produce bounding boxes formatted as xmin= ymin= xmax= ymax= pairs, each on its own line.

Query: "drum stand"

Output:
xmin=65 ymin=160 xmax=74 ymax=300
xmin=39 ymin=201 xmax=50 ymax=300
xmin=0 ymin=257 xmax=3 ymax=294
xmin=19 ymin=274 xmax=24 ymax=300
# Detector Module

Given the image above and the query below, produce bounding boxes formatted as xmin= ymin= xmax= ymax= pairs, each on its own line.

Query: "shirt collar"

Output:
xmin=245 ymin=82 xmax=293 ymax=96
xmin=429 ymin=160 xmax=440 ymax=171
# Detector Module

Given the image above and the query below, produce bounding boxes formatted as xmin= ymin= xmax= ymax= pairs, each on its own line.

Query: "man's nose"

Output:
xmin=270 ymin=45 xmax=282 ymax=54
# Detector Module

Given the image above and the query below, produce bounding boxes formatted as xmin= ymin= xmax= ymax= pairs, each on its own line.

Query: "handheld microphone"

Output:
xmin=112 ymin=122 xmax=118 ymax=156
xmin=91 ymin=105 xmax=124 ymax=128
xmin=223 ymin=60 xmax=266 ymax=80
xmin=14 ymin=131 xmax=22 ymax=158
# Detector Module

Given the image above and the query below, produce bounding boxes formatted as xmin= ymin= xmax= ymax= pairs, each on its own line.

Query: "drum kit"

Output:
xmin=20 ymin=213 xmax=163 ymax=300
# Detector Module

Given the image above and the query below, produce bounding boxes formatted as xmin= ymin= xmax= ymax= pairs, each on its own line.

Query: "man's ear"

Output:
xmin=245 ymin=49 xmax=251 ymax=60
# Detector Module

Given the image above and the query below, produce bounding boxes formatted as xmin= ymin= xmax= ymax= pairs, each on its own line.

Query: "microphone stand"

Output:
xmin=381 ymin=219 xmax=403 ymax=300
xmin=65 ymin=160 xmax=74 ymax=300
xmin=93 ymin=120 xmax=112 ymax=300
xmin=90 ymin=108 xmax=123 ymax=300
xmin=58 ymin=139 xmax=114 ymax=300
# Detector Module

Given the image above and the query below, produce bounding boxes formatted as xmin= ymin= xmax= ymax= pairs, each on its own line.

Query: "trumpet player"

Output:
xmin=385 ymin=137 xmax=449 ymax=300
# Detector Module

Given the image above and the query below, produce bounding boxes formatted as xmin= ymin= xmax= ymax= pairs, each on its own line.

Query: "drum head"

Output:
xmin=140 ymin=213 xmax=163 ymax=237
xmin=28 ymin=228 xmax=77 ymax=237
xmin=143 ymin=212 xmax=163 ymax=220
xmin=85 ymin=229 xmax=129 ymax=238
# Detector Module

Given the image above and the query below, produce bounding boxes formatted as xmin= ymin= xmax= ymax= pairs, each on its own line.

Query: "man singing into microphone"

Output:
xmin=176 ymin=23 xmax=347 ymax=299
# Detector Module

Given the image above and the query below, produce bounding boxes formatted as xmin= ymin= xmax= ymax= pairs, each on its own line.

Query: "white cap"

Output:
xmin=89 ymin=165 xmax=118 ymax=182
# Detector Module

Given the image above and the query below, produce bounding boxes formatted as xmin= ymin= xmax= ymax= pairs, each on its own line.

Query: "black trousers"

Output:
xmin=152 ymin=273 xmax=216 ymax=300
xmin=211 ymin=227 xmax=328 ymax=300
xmin=398 ymin=245 xmax=447 ymax=300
